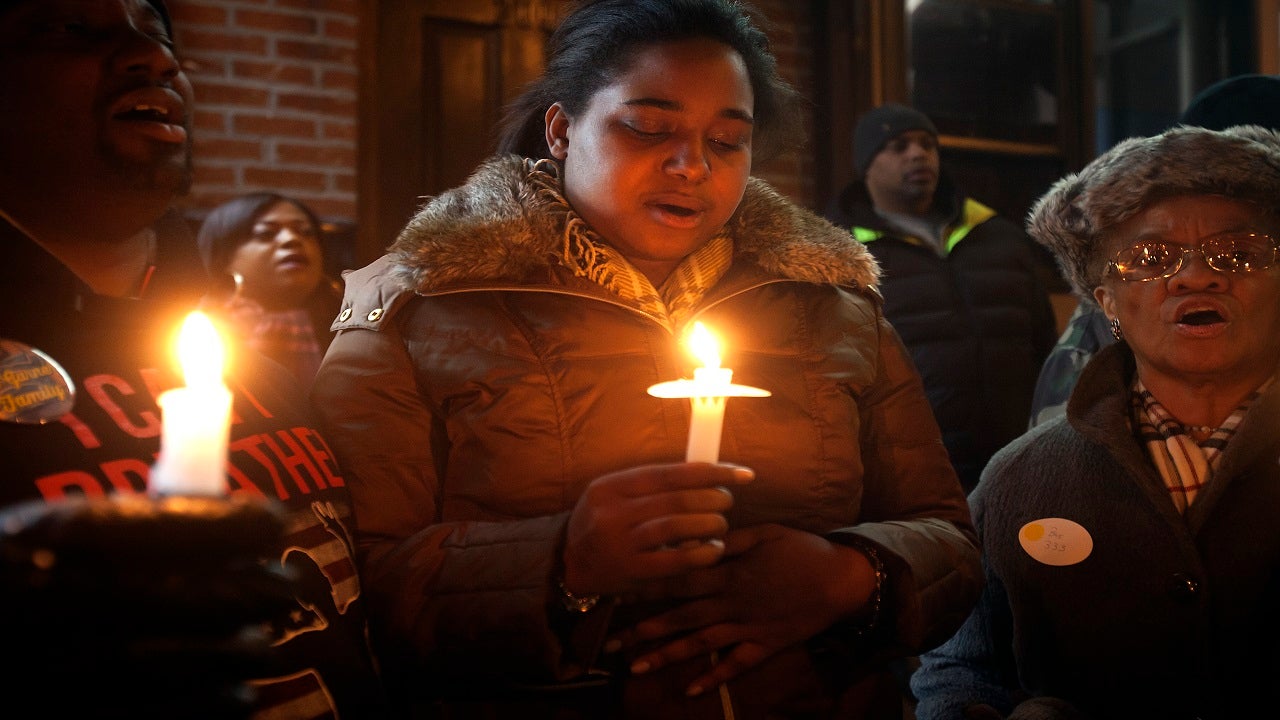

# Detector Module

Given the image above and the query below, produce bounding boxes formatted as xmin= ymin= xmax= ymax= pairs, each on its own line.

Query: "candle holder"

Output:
xmin=647 ymin=323 xmax=769 ymax=463
xmin=0 ymin=492 xmax=296 ymax=717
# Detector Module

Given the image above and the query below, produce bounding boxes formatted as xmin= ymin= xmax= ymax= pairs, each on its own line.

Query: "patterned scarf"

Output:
xmin=1131 ymin=377 xmax=1268 ymax=513
xmin=524 ymin=159 xmax=733 ymax=333
xmin=224 ymin=296 xmax=324 ymax=387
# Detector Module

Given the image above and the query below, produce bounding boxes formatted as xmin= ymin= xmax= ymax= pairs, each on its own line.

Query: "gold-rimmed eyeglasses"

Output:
xmin=1105 ymin=231 xmax=1280 ymax=282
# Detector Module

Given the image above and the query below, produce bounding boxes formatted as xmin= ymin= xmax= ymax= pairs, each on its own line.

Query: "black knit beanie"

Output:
xmin=1178 ymin=74 xmax=1280 ymax=131
xmin=853 ymin=103 xmax=938 ymax=177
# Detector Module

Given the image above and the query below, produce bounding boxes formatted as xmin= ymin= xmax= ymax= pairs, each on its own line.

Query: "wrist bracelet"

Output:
xmin=556 ymin=577 xmax=601 ymax=613
xmin=851 ymin=540 xmax=885 ymax=636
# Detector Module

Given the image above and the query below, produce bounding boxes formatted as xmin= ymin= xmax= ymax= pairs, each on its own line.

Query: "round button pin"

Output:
xmin=0 ymin=338 xmax=77 ymax=424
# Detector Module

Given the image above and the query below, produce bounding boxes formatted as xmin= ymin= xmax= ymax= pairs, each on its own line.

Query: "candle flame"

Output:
xmin=687 ymin=321 xmax=721 ymax=369
xmin=176 ymin=311 xmax=225 ymax=389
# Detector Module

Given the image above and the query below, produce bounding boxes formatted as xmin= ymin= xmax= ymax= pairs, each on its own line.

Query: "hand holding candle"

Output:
xmin=648 ymin=322 xmax=769 ymax=463
xmin=150 ymin=311 xmax=233 ymax=496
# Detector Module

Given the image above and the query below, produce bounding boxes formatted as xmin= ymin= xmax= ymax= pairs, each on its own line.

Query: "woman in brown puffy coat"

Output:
xmin=311 ymin=1 xmax=981 ymax=717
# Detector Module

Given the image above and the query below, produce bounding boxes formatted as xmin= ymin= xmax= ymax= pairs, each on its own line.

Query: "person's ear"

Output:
xmin=1094 ymin=285 xmax=1114 ymax=320
xmin=545 ymin=103 xmax=570 ymax=160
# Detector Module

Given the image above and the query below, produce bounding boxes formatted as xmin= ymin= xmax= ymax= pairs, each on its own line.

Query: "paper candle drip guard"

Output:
xmin=647 ymin=322 xmax=770 ymax=463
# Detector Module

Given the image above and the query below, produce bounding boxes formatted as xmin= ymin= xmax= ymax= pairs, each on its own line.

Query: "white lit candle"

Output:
xmin=647 ymin=322 xmax=770 ymax=463
xmin=150 ymin=311 xmax=233 ymax=496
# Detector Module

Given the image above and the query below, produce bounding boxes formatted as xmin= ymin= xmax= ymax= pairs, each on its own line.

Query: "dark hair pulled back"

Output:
xmin=496 ymin=0 xmax=806 ymax=164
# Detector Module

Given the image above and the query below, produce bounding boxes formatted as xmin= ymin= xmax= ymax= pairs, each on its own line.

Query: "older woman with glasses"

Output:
xmin=910 ymin=125 xmax=1280 ymax=720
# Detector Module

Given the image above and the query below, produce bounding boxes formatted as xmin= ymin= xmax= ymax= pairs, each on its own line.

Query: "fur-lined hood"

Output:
xmin=1027 ymin=125 xmax=1280 ymax=300
xmin=387 ymin=154 xmax=879 ymax=294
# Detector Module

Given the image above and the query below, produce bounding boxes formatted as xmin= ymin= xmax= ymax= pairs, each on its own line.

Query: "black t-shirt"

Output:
xmin=0 ymin=217 xmax=388 ymax=717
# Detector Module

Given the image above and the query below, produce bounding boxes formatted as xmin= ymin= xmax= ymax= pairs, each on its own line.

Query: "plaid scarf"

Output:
xmin=224 ymin=296 xmax=324 ymax=387
xmin=1131 ymin=377 xmax=1268 ymax=513
xmin=525 ymin=159 xmax=733 ymax=333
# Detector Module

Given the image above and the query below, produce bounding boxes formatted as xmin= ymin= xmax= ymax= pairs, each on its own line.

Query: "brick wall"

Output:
xmin=167 ymin=0 xmax=360 ymax=226
xmin=750 ymin=0 xmax=818 ymax=207
xmin=168 ymin=1 xmax=816 ymax=229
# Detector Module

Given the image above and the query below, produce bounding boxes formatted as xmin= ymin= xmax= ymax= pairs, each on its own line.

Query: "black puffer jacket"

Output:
xmin=826 ymin=176 xmax=1057 ymax=492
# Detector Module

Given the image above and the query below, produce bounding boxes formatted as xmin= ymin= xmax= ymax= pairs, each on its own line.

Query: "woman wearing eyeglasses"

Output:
xmin=911 ymin=125 xmax=1280 ymax=720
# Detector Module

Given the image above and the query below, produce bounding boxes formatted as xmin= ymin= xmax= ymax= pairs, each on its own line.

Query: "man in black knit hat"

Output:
xmin=826 ymin=103 xmax=1057 ymax=494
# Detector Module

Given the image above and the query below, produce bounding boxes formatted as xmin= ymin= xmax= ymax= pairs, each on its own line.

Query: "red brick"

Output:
xmin=277 ymin=91 xmax=357 ymax=116
xmin=306 ymin=197 xmax=356 ymax=219
xmin=277 ymin=0 xmax=357 ymax=13
xmin=237 ymin=9 xmax=319 ymax=35
xmin=332 ymin=174 xmax=356 ymax=194
xmin=233 ymin=60 xmax=316 ymax=86
xmin=193 ymin=165 xmax=236 ymax=185
xmin=195 ymin=137 xmax=264 ymax=160
xmin=234 ymin=114 xmax=318 ymax=138
xmin=243 ymin=167 xmax=329 ymax=191
xmin=167 ymin=3 xmax=228 ymax=26
xmin=193 ymin=82 xmax=271 ymax=107
xmin=192 ymin=109 xmax=227 ymax=132
xmin=178 ymin=29 xmax=268 ymax=55
xmin=323 ymin=17 xmax=357 ymax=42
xmin=322 ymin=121 xmax=356 ymax=141
xmin=277 ymin=39 xmax=355 ymax=64
xmin=320 ymin=69 xmax=358 ymax=93
xmin=276 ymin=143 xmax=356 ymax=166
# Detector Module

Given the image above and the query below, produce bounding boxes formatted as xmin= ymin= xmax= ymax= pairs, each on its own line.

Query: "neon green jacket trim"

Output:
xmin=852 ymin=198 xmax=998 ymax=254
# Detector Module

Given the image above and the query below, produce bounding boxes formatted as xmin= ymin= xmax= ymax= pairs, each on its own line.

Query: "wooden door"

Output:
xmin=357 ymin=0 xmax=566 ymax=265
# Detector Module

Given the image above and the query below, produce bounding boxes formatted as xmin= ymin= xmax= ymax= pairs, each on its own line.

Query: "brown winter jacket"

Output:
xmin=312 ymin=155 xmax=981 ymax=719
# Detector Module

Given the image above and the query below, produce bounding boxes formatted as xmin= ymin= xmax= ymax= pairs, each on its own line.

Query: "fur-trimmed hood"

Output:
xmin=387 ymin=154 xmax=879 ymax=294
xmin=1027 ymin=125 xmax=1280 ymax=300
